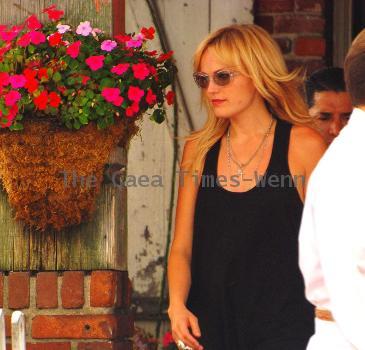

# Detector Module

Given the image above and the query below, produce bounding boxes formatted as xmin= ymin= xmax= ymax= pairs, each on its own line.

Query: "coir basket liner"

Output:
xmin=0 ymin=118 xmax=137 ymax=231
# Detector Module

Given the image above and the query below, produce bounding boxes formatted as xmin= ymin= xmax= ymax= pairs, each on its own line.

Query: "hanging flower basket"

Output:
xmin=0 ymin=5 xmax=176 ymax=231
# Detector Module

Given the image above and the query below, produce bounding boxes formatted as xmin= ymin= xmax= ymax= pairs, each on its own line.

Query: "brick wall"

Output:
xmin=0 ymin=271 xmax=133 ymax=350
xmin=255 ymin=0 xmax=328 ymax=74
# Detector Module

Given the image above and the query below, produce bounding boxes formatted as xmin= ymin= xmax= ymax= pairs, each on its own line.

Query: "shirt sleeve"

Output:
xmin=313 ymin=176 xmax=365 ymax=349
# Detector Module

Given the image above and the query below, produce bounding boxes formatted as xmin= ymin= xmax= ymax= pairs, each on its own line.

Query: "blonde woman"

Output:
xmin=167 ymin=24 xmax=326 ymax=350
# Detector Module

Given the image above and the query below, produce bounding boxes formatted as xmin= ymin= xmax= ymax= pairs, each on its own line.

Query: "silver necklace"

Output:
xmin=227 ymin=118 xmax=274 ymax=180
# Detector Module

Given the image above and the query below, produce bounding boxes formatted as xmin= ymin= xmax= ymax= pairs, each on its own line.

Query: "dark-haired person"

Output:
xmin=305 ymin=67 xmax=353 ymax=144
xmin=299 ymin=29 xmax=365 ymax=349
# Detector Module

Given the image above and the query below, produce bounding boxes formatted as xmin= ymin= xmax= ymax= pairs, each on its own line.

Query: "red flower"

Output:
xmin=0 ymin=72 xmax=10 ymax=86
xmin=146 ymin=89 xmax=156 ymax=105
xmin=18 ymin=33 xmax=31 ymax=47
xmin=25 ymin=78 xmax=38 ymax=92
xmin=85 ymin=55 xmax=105 ymax=71
xmin=157 ymin=50 xmax=174 ymax=63
xmin=114 ymin=34 xmax=132 ymax=44
xmin=132 ymin=63 xmax=150 ymax=80
xmin=43 ymin=5 xmax=64 ymax=21
xmin=166 ymin=91 xmax=175 ymax=105
xmin=162 ymin=331 xmax=174 ymax=347
xmin=145 ymin=50 xmax=157 ymax=56
xmin=128 ymin=86 xmax=144 ymax=103
xmin=126 ymin=102 xmax=140 ymax=117
xmin=25 ymin=15 xmax=42 ymax=30
xmin=49 ymin=92 xmax=61 ymax=108
xmin=101 ymin=87 xmax=124 ymax=106
xmin=37 ymin=68 xmax=48 ymax=81
xmin=48 ymin=32 xmax=62 ymax=47
xmin=0 ymin=104 xmax=18 ymax=128
xmin=23 ymin=69 xmax=37 ymax=79
xmin=141 ymin=27 xmax=155 ymax=40
xmin=0 ymin=42 xmax=11 ymax=56
xmin=81 ymin=75 xmax=90 ymax=85
xmin=66 ymin=41 xmax=81 ymax=59
xmin=34 ymin=91 xmax=48 ymax=110
xmin=111 ymin=63 xmax=129 ymax=75
xmin=57 ymin=86 xmax=67 ymax=95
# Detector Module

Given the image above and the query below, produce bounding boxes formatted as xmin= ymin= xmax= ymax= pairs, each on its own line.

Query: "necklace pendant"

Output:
xmin=237 ymin=168 xmax=244 ymax=180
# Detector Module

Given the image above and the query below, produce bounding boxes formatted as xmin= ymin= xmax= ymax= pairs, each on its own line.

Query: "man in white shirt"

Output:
xmin=299 ymin=29 xmax=365 ymax=350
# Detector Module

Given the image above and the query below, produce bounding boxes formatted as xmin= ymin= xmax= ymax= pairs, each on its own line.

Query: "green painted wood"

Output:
xmin=0 ymin=0 xmax=127 ymax=272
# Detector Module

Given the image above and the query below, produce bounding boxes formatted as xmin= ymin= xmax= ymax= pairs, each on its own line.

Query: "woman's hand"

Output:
xmin=168 ymin=305 xmax=204 ymax=350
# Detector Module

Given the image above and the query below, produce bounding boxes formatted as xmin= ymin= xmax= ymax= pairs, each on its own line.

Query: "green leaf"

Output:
xmin=47 ymin=68 xmax=53 ymax=78
xmin=73 ymin=119 xmax=81 ymax=129
xmin=150 ymin=109 xmax=166 ymax=124
xmin=16 ymin=55 xmax=23 ymax=63
xmin=99 ymin=77 xmax=114 ymax=89
xmin=66 ymin=77 xmax=75 ymax=85
xmin=96 ymin=107 xmax=105 ymax=116
xmin=9 ymin=122 xmax=23 ymax=131
xmin=79 ymin=114 xmax=88 ymax=124
xmin=53 ymin=71 xmax=62 ymax=82
xmin=86 ymin=90 xmax=94 ymax=99
xmin=28 ymin=45 xmax=36 ymax=54
xmin=80 ymin=97 xmax=88 ymax=106
xmin=69 ymin=60 xmax=79 ymax=70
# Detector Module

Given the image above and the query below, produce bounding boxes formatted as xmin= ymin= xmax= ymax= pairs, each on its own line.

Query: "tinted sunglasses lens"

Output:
xmin=214 ymin=71 xmax=231 ymax=86
xmin=193 ymin=73 xmax=209 ymax=88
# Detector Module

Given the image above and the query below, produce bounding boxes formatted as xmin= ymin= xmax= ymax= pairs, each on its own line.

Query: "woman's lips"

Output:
xmin=211 ymin=99 xmax=226 ymax=106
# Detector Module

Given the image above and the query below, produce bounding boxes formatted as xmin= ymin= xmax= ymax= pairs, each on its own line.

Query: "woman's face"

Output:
xmin=198 ymin=47 xmax=259 ymax=120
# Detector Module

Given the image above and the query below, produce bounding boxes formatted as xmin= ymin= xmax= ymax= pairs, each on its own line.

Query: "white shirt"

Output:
xmin=299 ymin=107 xmax=365 ymax=350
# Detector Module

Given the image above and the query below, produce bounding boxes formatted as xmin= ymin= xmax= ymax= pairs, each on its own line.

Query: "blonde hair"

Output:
xmin=185 ymin=24 xmax=310 ymax=173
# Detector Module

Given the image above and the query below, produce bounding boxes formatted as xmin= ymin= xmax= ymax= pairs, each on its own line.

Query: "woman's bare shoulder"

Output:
xmin=290 ymin=125 xmax=327 ymax=155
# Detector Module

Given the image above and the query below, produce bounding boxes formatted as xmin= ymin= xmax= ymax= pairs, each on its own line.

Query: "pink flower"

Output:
xmin=101 ymin=40 xmax=117 ymax=52
xmin=76 ymin=21 xmax=92 ymax=36
xmin=4 ymin=90 xmax=21 ymax=106
xmin=128 ymin=86 xmax=144 ymax=103
xmin=18 ymin=33 xmax=31 ymax=47
xmin=126 ymin=102 xmax=140 ymax=117
xmin=0 ymin=30 xmax=18 ymax=41
xmin=66 ymin=41 xmax=81 ymax=58
xmin=56 ymin=24 xmax=70 ymax=34
xmin=126 ymin=39 xmax=143 ymax=48
xmin=111 ymin=63 xmax=129 ymax=75
xmin=0 ymin=72 xmax=10 ymax=86
xmin=132 ymin=63 xmax=150 ymax=80
xmin=30 ymin=31 xmax=46 ymax=45
xmin=101 ymin=87 xmax=124 ymax=106
xmin=85 ymin=55 xmax=105 ymax=71
xmin=91 ymin=28 xmax=103 ymax=37
xmin=26 ymin=15 xmax=42 ymax=30
xmin=9 ymin=74 xmax=26 ymax=88
xmin=145 ymin=89 xmax=156 ymax=105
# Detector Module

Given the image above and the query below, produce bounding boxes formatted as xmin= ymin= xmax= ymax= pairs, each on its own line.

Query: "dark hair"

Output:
xmin=344 ymin=29 xmax=365 ymax=106
xmin=305 ymin=67 xmax=346 ymax=108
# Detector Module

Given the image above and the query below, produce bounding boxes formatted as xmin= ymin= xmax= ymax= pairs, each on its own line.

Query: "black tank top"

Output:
xmin=187 ymin=118 xmax=314 ymax=350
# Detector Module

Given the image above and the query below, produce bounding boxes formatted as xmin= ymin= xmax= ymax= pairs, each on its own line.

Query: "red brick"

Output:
xmin=61 ymin=271 xmax=84 ymax=308
xmin=32 ymin=314 xmax=134 ymax=339
xmin=256 ymin=0 xmax=294 ymax=13
xmin=0 ymin=272 xmax=3 ymax=308
xmin=275 ymin=37 xmax=292 ymax=54
xmin=255 ymin=15 xmax=274 ymax=33
xmin=5 ymin=315 xmax=10 ymax=337
xmin=8 ymin=272 xmax=30 ymax=309
xmin=36 ymin=272 xmax=58 ymax=309
xmin=294 ymin=37 xmax=325 ymax=56
xmin=77 ymin=341 xmax=133 ymax=350
xmin=275 ymin=15 xmax=325 ymax=34
xmin=90 ymin=271 xmax=117 ymax=307
xmin=296 ymin=0 xmax=324 ymax=13
xmin=28 ymin=343 xmax=71 ymax=350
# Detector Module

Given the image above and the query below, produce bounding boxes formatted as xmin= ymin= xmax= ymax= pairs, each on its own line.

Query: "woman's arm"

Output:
xmin=289 ymin=125 xmax=328 ymax=200
xmin=167 ymin=139 xmax=204 ymax=350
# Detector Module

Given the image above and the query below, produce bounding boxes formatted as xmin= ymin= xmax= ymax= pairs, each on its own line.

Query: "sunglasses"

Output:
xmin=193 ymin=69 xmax=241 ymax=89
